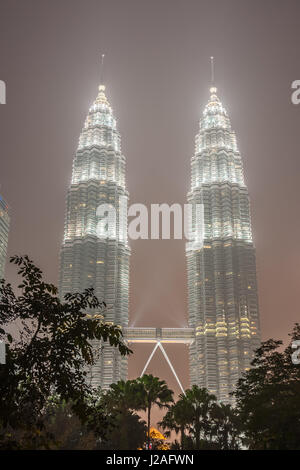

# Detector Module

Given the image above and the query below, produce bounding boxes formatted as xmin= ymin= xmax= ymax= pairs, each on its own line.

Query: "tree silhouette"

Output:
xmin=182 ymin=386 xmax=216 ymax=449
xmin=102 ymin=379 xmax=145 ymax=449
xmin=159 ymin=397 xmax=193 ymax=449
xmin=233 ymin=323 xmax=300 ymax=450
xmin=0 ymin=255 xmax=131 ymax=448
xmin=210 ymin=402 xmax=242 ymax=449
xmin=136 ymin=374 xmax=174 ymax=449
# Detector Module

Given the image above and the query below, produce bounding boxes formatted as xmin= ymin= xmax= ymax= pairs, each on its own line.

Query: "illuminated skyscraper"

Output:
xmin=0 ymin=195 xmax=9 ymax=279
xmin=59 ymin=83 xmax=130 ymax=389
xmin=186 ymin=85 xmax=261 ymax=402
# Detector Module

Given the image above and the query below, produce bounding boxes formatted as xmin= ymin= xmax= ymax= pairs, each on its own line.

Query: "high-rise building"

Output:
xmin=59 ymin=83 xmax=130 ymax=389
xmin=0 ymin=195 xmax=10 ymax=279
xmin=186 ymin=86 xmax=260 ymax=402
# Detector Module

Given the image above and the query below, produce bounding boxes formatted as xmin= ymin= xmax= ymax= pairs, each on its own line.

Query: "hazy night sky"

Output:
xmin=1 ymin=0 xmax=300 ymax=397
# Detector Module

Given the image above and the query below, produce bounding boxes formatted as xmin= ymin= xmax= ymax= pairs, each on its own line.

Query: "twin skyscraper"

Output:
xmin=59 ymin=76 xmax=260 ymax=403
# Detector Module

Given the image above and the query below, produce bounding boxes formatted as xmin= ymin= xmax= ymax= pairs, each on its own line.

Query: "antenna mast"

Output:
xmin=210 ymin=56 xmax=215 ymax=85
xmin=100 ymin=53 xmax=105 ymax=86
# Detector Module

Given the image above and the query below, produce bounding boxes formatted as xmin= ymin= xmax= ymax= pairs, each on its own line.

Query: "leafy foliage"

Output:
xmin=136 ymin=374 xmax=174 ymax=449
xmin=233 ymin=323 xmax=300 ymax=449
xmin=159 ymin=386 xmax=242 ymax=449
xmin=209 ymin=402 xmax=242 ymax=449
xmin=0 ymin=255 xmax=131 ymax=448
xmin=159 ymin=397 xmax=193 ymax=449
xmin=99 ymin=380 xmax=146 ymax=449
xmin=183 ymin=386 xmax=217 ymax=449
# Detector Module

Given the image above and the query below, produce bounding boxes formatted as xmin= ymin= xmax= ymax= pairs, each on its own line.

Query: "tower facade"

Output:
xmin=186 ymin=86 xmax=260 ymax=402
xmin=59 ymin=84 xmax=130 ymax=389
xmin=0 ymin=195 xmax=10 ymax=279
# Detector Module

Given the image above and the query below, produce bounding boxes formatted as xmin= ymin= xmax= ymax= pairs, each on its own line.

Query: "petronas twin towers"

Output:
xmin=59 ymin=74 xmax=260 ymax=403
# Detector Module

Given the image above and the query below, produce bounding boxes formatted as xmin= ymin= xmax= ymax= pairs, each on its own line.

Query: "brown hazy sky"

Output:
xmin=1 ymin=0 xmax=300 ymax=395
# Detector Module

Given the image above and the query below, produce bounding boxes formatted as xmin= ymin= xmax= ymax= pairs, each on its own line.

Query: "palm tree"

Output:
xmin=159 ymin=398 xmax=193 ymax=449
xmin=104 ymin=379 xmax=142 ymax=449
xmin=210 ymin=402 xmax=242 ymax=449
xmin=137 ymin=374 xmax=174 ymax=449
xmin=106 ymin=379 xmax=141 ymax=412
xmin=183 ymin=386 xmax=216 ymax=449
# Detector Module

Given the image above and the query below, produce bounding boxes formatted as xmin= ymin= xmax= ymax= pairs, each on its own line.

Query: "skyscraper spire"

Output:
xmin=100 ymin=53 xmax=105 ymax=88
xmin=210 ymin=56 xmax=215 ymax=86
xmin=210 ymin=56 xmax=218 ymax=98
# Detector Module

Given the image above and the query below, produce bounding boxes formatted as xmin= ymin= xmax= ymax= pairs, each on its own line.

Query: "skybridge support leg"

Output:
xmin=157 ymin=342 xmax=185 ymax=395
xmin=140 ymin=342 xmax=160 ymax=377
xmin=140 ymin=341 xmax=185 ymax=395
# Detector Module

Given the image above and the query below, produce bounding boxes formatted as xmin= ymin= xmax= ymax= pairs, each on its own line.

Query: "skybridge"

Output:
xmin=124 ymin=327 xmax=195 ymax=394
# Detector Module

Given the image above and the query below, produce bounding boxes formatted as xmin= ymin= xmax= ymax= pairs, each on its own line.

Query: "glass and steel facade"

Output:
xmin=186 ymin=87 xmax=261 ymax=402
xmin=59 ymin=84 xmax=130 ymax=389
xmin=0 ymin=195 xmax=9 ymax=279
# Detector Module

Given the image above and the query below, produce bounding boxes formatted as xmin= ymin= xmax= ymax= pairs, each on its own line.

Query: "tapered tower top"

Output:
xmin=77 ymin=61 xmax=120 ymax=152
xmin=94 ymin=84 xmax=111 ymax=107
